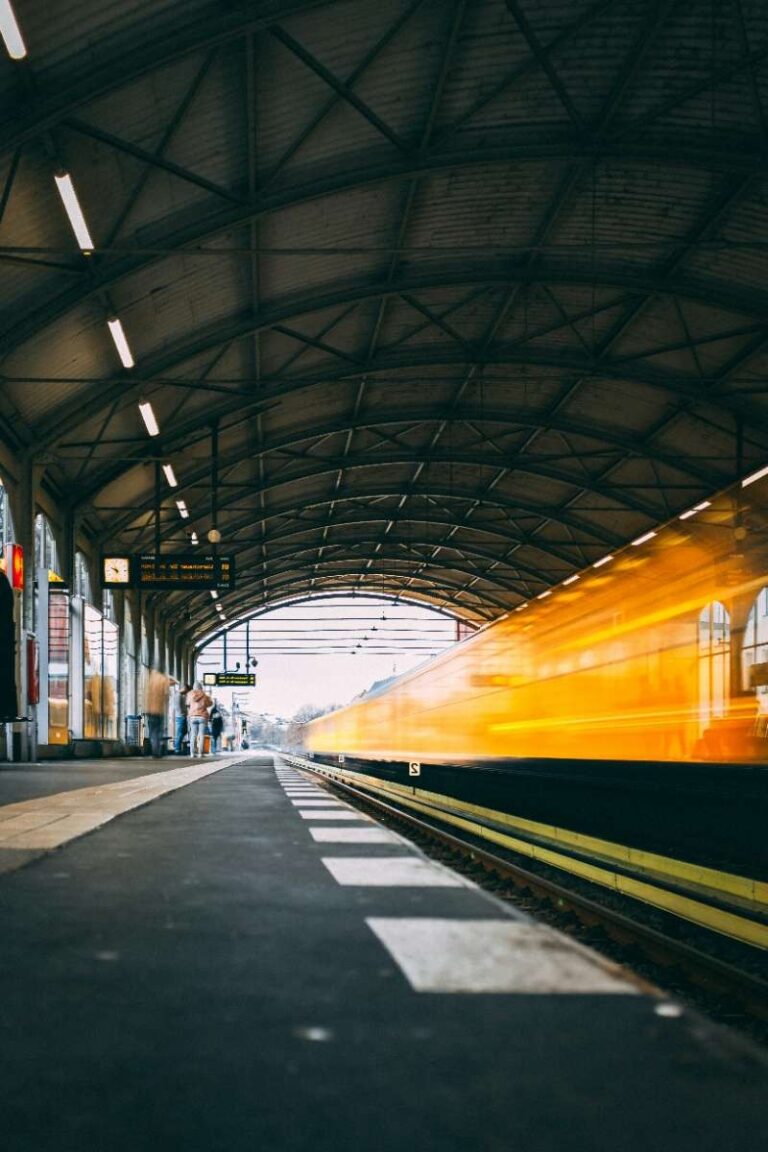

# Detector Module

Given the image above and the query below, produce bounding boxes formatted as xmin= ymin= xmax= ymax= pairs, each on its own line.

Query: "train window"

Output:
xmin=698 ymin=601 xmax=730 ymax=732
xmin=742 ymin=589 xmax=768 ymax=725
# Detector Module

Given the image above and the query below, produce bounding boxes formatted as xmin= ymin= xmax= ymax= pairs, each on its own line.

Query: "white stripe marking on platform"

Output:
xmin=291 ymin=799 xmax=346 ymax=807
xmin=309 ymin=827 xmax=403 ymax=844
xmin=298 ymin=810 xmax=370 ymax=821
xmin=366 ymin=919 xmax=638 ymax=994
xmin=322 ymin=857 xmax=464 ymax=887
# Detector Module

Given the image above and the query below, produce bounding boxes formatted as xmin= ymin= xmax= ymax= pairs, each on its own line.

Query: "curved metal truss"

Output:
xmin=2 ymin=0 xmax=768 ymax=639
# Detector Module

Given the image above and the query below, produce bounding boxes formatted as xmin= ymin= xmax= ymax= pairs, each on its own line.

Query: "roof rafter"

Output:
xmin=3 ymin=141 xmax=767 ymax=358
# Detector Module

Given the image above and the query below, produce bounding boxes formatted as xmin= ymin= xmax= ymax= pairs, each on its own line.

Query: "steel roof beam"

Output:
xmin=504 ymin=0 xmax=585 ymax=133
xmin=198 ymin=588 xmax=468 ymax=633
xmin=101 ymin=474 xmax=628 ymax=560
xmin=97 ymin=449 xmax=656 ymax=545
xmin=188 ymin=572 xmax=498 ymax=633
xmin=62 ymin=115 xmax=244 ymax=207
xmin=3 ymin=142 xmax=768 ymax=360
xmin=243 ymin=540 xmax=528 ymax=596
xmin=220 ymin=533 xmax=550 ymax=594
xmin=188 ymin=510 xmax=569 ymax=578
xmin=593 ymin=2 xmax=674 ymax=133
xmin=29 ymin=296 xmax=768 ymax=455
xmin=70 ymin=392 xmax=740 ymax=513
xmin=436 ymin=0 xmax=617 ymax=146
xmin=0 ymin=1 xmax=334 ymax=151
xmin=185 ymin=563 xmax=509 ymax=629
xmin=268 ymin=26 xmax=411 ymax=154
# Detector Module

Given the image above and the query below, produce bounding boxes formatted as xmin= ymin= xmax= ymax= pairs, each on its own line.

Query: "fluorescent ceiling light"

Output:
xmin=210 ymin=590 xmax=218 ymax=600
xmin=631 ymin=531 xmax=657 ymax=546
xmin=54 ymin=173 xmax=95 ymax=252
xmin=562 ymin=574 xmax=580 ymax=585
xmin=107 ymin=317 xmax=134 ymax=368
xmin=0 ymin=1 xmax=27 ymax=58
xmin=742 ymin=464 xmax=768 ymax=487
xmin=176 ymin=500 xmax=189 ymax=519
xmin=138 ymin=402 xmax=159 ymax=437
xmin=679 ymin=499 xmax=711 ymax=520
xmin=162 ymin=463 xmax=177 ymax=488
xmin=536 ymin=590 xmax=552 ymax=599
xmin=190 ymin=531 xmax=199 ymax=545
xmin=593 ymin=555 xmax=614 ymax=568
xmin=514 ymin=603 xmax=528 ymax=611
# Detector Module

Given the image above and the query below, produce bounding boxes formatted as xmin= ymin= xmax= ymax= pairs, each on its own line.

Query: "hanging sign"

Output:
xmin=203 ymin=672 xmax=256 ymax=687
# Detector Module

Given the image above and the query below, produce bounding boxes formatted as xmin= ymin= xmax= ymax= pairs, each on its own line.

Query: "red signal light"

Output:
xmin=4 ymin=544 xmax=24 ymax=590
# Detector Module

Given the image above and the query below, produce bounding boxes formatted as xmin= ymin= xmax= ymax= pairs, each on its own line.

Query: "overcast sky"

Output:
xmin=195 ymin=595 xmax=460 ymax=719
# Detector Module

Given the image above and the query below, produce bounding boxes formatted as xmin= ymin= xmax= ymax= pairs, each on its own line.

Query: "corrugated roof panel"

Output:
xmin=12 ymin=0 xmax=212 ymax=82
xmin=256 ymin=180 xmax=398 ymax=301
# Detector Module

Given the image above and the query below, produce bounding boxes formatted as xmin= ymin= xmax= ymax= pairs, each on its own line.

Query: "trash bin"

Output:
xmin=203 ymin=733 xmax=211 ymax=754
xmin=125 ymin=714 xmax=143 ymax=748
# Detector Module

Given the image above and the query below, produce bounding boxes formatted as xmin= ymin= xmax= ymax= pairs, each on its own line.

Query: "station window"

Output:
xmin=75 ymin=551 xmax=93 ymax=603
xmin=0 ymin=479 xmax=15 ymax=545
xmin=103 ymin=588 xmax=115 ymax=621
xmin=34 ymin=513 xmax=58 ymax=575
xmin=122 ymin=599 xmax=136 ymax=724
xmin=83 ymin=604 xmax=118 ymax=739
xmin=742 ymin=588 xmax=768 ymax=731
xmin=698 ymin=601 xmax=730 ymax=731
xmin=139 ymin=616 xmax=150 ymax=715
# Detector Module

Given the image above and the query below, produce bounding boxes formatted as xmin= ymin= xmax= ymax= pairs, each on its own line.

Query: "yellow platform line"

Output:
xmin=0 ymin=760 xmax=233 ymax=852
xmin=285 ymin=757 xmax=768 ymax=950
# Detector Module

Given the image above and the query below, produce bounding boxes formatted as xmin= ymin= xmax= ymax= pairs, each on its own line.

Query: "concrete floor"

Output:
xmin=0 ymin=754 xmax=765 ymax=1151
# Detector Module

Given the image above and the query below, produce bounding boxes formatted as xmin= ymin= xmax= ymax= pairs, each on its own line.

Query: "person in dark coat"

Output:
xmin=0 ymin=570 xmax=18 ymax=719
xmin=209 ymin=702 xmax=224 ymax=753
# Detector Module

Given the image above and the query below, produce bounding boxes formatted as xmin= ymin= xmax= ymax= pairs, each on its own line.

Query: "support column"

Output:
xmin=59 ymin=506 xmax=79 ymax=592
xmin=9 ymin=455 xmax=42 ymax=760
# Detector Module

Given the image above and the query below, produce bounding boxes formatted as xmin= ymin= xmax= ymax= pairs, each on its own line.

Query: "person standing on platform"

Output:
xmin=145 ymin=669 xmax=169 ymax=760
xmin=187 ymin=681 xmax=213 ymax=757
xmin=173 ymin=682 xmax=192 ymax=754
xmin=209 ymin=702 xmax=224 ymax=754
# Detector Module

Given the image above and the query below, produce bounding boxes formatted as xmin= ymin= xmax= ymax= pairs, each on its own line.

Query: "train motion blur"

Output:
xmin=305 ymin=474 xmax=768 ymax=765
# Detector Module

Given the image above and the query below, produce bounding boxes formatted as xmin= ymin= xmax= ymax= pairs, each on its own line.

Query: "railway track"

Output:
xmin=279 ymin=753 xmax=768 ymax=1030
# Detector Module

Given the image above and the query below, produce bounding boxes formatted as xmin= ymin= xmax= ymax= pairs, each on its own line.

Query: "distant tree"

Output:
xmin=285 ymin=702 xmax=337 ymax=749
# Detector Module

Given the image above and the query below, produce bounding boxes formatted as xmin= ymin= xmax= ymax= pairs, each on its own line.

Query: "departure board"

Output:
xmin=101 ymin=554 xmax=235 ymax=590
xmin=136 ymin=553 xmax=235 ymax=590
xmin=203 ymin=672 xmax=256 ymax=687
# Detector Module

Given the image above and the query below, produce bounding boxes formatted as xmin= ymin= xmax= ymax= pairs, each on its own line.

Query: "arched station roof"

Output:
xmin=1 ymin=0 xmax=768 ymax=637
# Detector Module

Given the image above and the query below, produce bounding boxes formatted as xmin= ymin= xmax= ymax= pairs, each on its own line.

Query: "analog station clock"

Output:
xmin=102 ymin=556 xmax=131 ymax=587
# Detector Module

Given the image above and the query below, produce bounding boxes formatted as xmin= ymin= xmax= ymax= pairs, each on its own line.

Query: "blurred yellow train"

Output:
xmin=306 ymin=481 xmax=768 ymax=764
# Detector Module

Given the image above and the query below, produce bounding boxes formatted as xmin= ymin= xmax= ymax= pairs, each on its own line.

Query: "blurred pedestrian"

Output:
xmin=145 ymin=669 xmax=169 ymax=760
xmin=173 ymin=682 xmax=192 ymax=754
xmin=210 ymin=702 xmax=224 ymax=753
xmin=187 ymin=681 xmax=213 ymax=756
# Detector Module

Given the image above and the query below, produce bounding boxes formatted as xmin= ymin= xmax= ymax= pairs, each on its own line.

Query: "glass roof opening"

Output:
xmin=195 ymin=593 xmax=470 ymax=726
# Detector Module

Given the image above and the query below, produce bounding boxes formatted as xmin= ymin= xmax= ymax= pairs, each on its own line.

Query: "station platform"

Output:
xmin=0 ymin=752 xmax=765 ymax=1151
